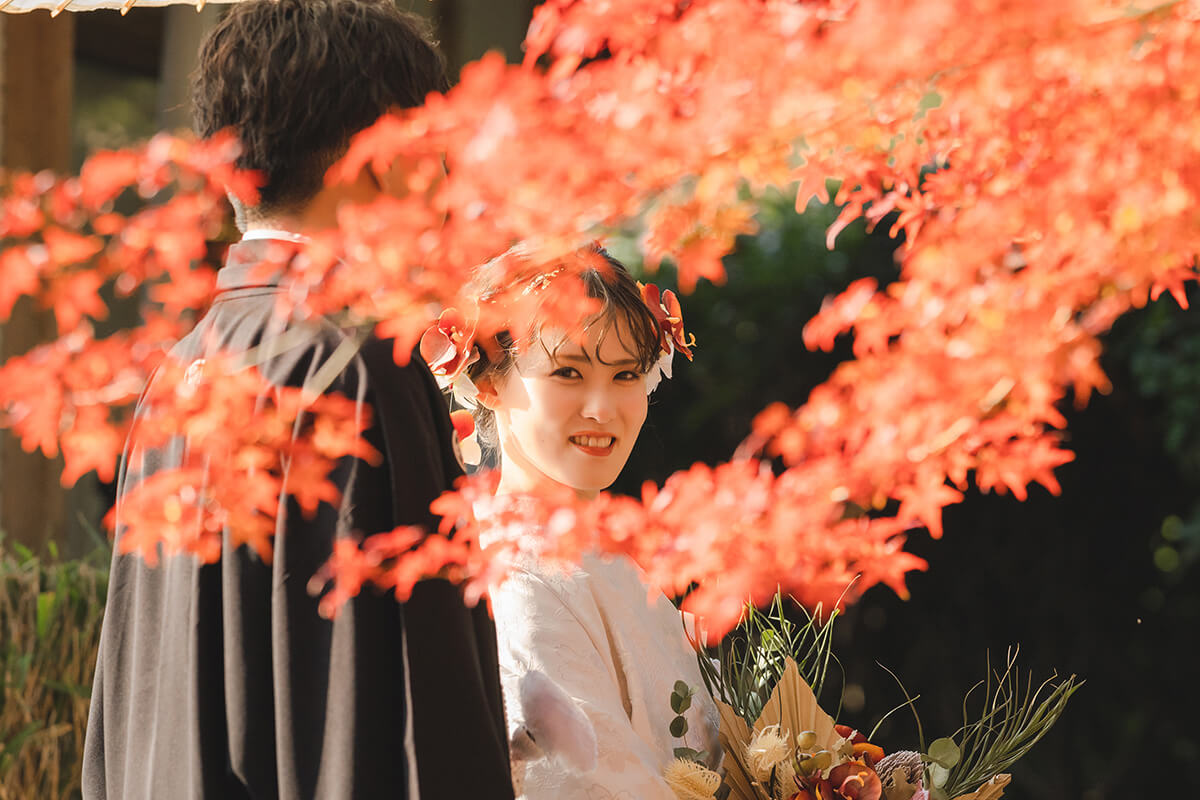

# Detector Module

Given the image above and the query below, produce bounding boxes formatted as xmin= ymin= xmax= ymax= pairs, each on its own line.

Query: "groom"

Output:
xmin=82 ymin=3 xmax=512 ymax=799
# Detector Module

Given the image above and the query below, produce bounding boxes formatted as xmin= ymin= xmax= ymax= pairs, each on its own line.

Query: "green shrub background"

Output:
xmin=0 ymin=539 xmax=107 ymax=800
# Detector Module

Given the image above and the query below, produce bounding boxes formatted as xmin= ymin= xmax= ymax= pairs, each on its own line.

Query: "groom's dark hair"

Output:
xmin=192 ymin=0 xmax=449 ymax=214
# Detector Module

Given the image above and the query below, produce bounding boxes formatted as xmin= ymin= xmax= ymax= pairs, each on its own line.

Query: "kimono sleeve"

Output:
xmin=491 ymin=571 xmax=679 ymax=800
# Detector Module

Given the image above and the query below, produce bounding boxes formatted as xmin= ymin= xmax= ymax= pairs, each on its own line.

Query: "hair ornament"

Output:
xmin=639 ymin=281 xmax=696 ymax=394
xmin=521 ymin=266 xmax=566 ymax=296
xmin=419 ymin=307 xmax=477 ymax=383
xmin=418 ymin=307 xmax=487 ymax=464
xmin=639 ymin=282 xmax=695 ymax=361
xmin=419 ymin=306 xmax=482 ymax=405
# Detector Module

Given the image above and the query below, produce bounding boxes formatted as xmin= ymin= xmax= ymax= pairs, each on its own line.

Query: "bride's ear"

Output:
xmin=473 ymin=375 xmax=501 ymax=411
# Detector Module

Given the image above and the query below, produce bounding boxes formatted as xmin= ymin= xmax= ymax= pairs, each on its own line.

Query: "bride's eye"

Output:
xmin=615 ymin=370 xmax=643 ymax=382
xmin=550 ymin=366 xmax=582 ymax=379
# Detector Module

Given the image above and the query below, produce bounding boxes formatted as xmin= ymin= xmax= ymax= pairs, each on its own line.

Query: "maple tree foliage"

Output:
xmin=1 ymin=134 xmax=254 ymax=486
xmin=105 ymin=354 xmax=381 ymax=567
xmin=2 ymin=0 xmax=1200 ymax=635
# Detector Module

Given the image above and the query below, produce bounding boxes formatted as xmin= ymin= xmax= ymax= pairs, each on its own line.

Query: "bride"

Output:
xmin=424 ymin=245 xmax=720 ymax=799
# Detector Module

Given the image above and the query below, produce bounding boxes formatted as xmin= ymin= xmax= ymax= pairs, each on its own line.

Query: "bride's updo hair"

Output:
xmin=465 ymin=244 xmax=663 ymax=448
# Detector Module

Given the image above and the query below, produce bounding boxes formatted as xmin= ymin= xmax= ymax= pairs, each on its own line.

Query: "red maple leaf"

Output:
xmin=148 ymin=266 xmax=217 ymax=318
xmin=78 ymin=149 xmax=141 ymax=210
xmin=59 ymin=405 xmax=126 ymax=486
xmin=0 ymin=247 xmax=40 ymax=321
xmin=283 ymin=445 xmax=343 ymax=518
xmin=895 ymin=475 xmax=964 ymax=540
xmin=45 ymin=271 xmax=108 ymax=333
xmin=42 ymin=226 xmax=103 ymax=267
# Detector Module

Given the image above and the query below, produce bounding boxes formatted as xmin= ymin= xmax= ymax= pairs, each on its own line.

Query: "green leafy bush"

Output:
xmin=0 ymin=537 xmax=108 ymax=800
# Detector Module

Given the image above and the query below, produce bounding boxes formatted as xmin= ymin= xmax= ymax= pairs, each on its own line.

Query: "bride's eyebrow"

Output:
xmin=557 ymin=352 xmax=593 ymax=364
xmin=560 ymin=353 xmax=641 ymax=368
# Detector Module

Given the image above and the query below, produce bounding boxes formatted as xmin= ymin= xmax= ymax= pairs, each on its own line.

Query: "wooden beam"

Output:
xmin=1 ymin=10 xmax=75 ymax=554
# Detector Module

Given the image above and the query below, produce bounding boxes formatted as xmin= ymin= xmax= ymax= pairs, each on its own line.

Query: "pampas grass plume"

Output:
xmin=664 ymin=758 xmax=722 ymax=800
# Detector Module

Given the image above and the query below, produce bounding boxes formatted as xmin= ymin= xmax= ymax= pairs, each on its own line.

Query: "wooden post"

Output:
xmin=0 ymin=10 xmax=75 ymax=554
xmin=158 ymin=5 xmax=223 ymax=131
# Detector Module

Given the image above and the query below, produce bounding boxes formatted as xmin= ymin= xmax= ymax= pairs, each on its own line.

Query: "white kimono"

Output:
xmin=491 ymin=551 xmax=721 ymax=800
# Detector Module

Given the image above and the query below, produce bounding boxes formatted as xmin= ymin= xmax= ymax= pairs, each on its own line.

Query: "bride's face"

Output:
xmin=487 ymin=316 xmax=650 ymax=498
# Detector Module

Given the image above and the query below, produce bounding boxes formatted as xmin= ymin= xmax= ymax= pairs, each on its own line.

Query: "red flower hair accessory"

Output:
xmin=419 ymin=307 xmax=479 ymax=390
xmin=639 ymin=281 xmax=696 ymax=393
xmin=419 ymin=310 xmax=486 ymax=465
xmin=640 ymin=282 xmax=696 ymax=362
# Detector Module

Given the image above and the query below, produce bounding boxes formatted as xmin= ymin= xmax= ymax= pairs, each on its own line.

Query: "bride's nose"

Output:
xmin=579 ymin=389 xmax=616 ymax=424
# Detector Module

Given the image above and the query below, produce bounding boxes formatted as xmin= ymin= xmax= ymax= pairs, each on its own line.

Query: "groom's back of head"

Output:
xmin=192 ymin=0 xmax=449 ymax=215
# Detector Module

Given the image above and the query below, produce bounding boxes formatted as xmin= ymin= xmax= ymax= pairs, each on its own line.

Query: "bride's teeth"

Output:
xmin=572 ymin=435 xmax=614 ymax=448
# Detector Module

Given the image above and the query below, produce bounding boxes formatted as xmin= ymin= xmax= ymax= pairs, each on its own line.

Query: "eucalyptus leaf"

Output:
xmin=671 ymin=691 xmax=692 ymax=714
xmin=927 ymin=737 xmax=961 ymax=768
xmin=928 ymin=762 xmax=950 ymax=788
xmin=670 ymin=715 xmax=689 ymax=738
xmin=918 ymin=91 xmax=944 ymax=116
xmin=674 ymin=746 xmax=701 ymax=761
xmin=674 ymin=680 xmax=692 ymax=697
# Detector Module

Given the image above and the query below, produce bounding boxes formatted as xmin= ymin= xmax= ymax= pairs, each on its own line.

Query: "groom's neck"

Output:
xmin=244 ymin=164 xmax=381 ymax=235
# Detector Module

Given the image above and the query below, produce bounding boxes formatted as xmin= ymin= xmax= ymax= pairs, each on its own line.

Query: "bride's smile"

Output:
xmin=567 ymin=432 xmax=617 ymax=456
xmin=479 ymin=317 xmax=649 ymax=498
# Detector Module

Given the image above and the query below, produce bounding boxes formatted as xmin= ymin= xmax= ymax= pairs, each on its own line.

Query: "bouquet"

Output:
xmin=664 ymin=595 xmax=1080 ymax=800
